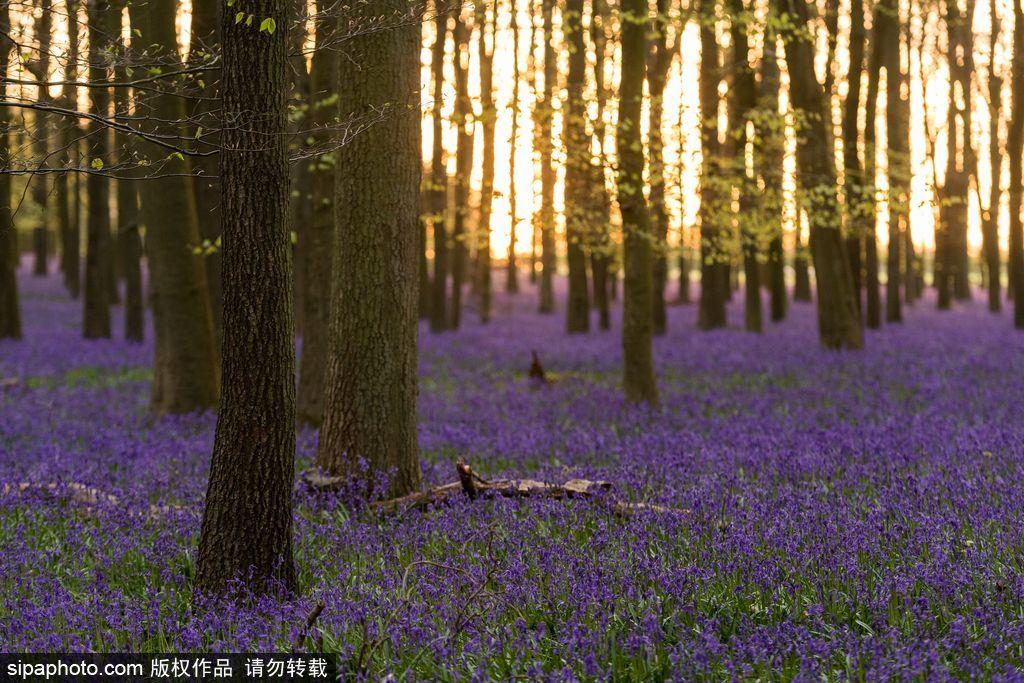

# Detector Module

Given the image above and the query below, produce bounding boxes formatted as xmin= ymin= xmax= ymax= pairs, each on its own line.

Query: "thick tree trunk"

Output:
xmin=316 ymin=0 xmax=422 ymax=498
xmin=537 ymin=0 xmax=556 ymax=313
xmin=449 ymin=8 xmax=474 ymax=330
xmin=428 ymin=9 xmax=449 ymax=333
xmin=0 ymin=7 xmax=19 ymax=340
xmin=1010 ymin=0 xmax=1024 ymax=327
xmin=477 ymin=0 xmax=495 ymax=324
xmin=128 ymin=0 xmax=219 ymax=412
xmin=728 ymin=0 xmax=760 ymax=333
xmin=195 ymin=0 xmax=296 ymax=598
xmin=618 ymin=0 xmax=658 ymax=405
xmin=564 ymin=0 xmax=590 ymax=333
xmin=697 ymin=0 xmax=727 ymax=329
xmin=82 ymin=0 xmax=112 ymax=339
xmin=758 ymin=27 xmax=786 ymax=321
xmin=296 ymin=3 xmax=337 ymax=427
xmin=775 ymin=0 xmax=862 ymax=349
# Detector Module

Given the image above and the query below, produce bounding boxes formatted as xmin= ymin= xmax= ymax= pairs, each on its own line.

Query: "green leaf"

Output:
xmin=259 ymin=17 xmax=276 ymax=34
xmin=234 ymin=11 xmax=244 ymax=23
xmin=90 ymin=158 xmax=103 ymax=170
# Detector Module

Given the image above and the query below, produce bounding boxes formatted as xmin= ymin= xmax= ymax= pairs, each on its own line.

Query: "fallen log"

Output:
xmin=305 ymin=460 xmax=690 ymax=517
xmin=0 ymin=377 xmax=20 ymax=389
xmin=1 ymin=481 xmax=186 ymax=518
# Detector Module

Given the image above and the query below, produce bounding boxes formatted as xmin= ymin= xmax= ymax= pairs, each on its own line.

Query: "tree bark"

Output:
xmin=428 ymin=8 xmax=449 ymax=333
xmin=1010 ymin=0 xmax=1024 ymax=327
xmin=775 ymin=0 xmax=863 ymax=349
xmin=885 ymin=0 xmax=909 ymax=321
xmin=842 ymin=0 xmax=865 ymax=323
xmin=82 ymin=0 xmax=112 ymax=339
xmin=449 ymin=7 xmax=474 ymax=330
xmin=506 ymin=0 xmax=521 ymax=294
xmin=590 ymin=0 xmax=612 ymax=330
xmin=698 ymin=0 xmax=727 ymax=329
xmin=0 ymin=5 xmax=19 ymax=340
xmin=758 ymin=26 xmax=786 ymax=321
xmin=618 ymin=0 xmax=659 ymax=405
xmin=296 ymin=1 xmax=338 ymax=427
xmin=564 ymin=0 xmax=590 ymax=333
xmin=30 ymin=0 xmax=52 ymax=278
xmin=537 ymin=0 xmax=556 ymax=313
xmin=476 ymin=0 xmax=495 ymax=324
xmin=195 ymin=0 xmax=296 ymax=598
xmin=316 ymin=0 xmax=423 ymax=497
xmin=59 ymin=0 xmax=81 ymax=298
xmin=114 ymin=10 xmax=143 ymax=342
xmin=128 ymin=0 xmax=220 ymax=412
xmin=728 ymin=0 xmax=760 ymax=332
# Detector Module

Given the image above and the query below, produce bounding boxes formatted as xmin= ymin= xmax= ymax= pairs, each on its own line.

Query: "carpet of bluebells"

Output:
xmin=4 ymin=263 xmax=1024 ymax=680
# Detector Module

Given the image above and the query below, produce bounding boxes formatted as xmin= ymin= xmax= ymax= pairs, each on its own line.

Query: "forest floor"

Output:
xmin=3 ymin=266 xmax=1024 ymax=679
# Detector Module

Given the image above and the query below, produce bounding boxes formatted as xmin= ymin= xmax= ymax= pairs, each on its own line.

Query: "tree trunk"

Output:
xmin=758 ymin=26 xmax=786 ymax=321
xmin=0 ymin=6 xmax=19 ymax=339
xmin=189 ymin=0 xmax=223 ymax=339
xmin=195 ymin=0 xmax=296 ymax=598
xmin=885 ymin=0 xmax=909 ymax=321
xmin=564 ymin=0 xmax=590 ymax=333
xmin=842 ymin=0 xmax=865 ymax=322
xmin=82 ymin=0 xmax=112 ymax=340
xmin=428 ymin=8 xmax=449 ymax=333
xmin=1010 ymin=0 xmax=1024 ymax=327
xmin=316 ymin=0 xmax=423 ymax=498
xmin=647 ymin=0 xmax=675 ymax=336
xmin=698 ymin=0 xmax=727 ymax=329
xmin=289 ymin=0 xmax=312 ymax=337
xmin=128 ymin=0 xmax=220 ymax=412
xmin=775 ymin=0 xmax=863 ymax=349
xmin=506 ymin=0 xmax=521 ymax=295
xmin=296 ymin=2 xmax=337 ymax=427
xmin=30 ymin=0 xmax=52 ymax=278
xmin=590 ymin=0 xmax=612 ymax=330
xmin=982 ymin=0 xmax=1002 ymax=313
xmin=114 ymin=14 xmax=143 ymax=342
xmin=618 ymin=0 xmax=658 ymax=405
xmin=59 ymin=0 xmax=81 ymax=298
xmin=537 ymin=0 xmax=556 ymax=313
xmin=729 ymin=0 xmax=760 ymax=332
xmin=477 ymin=0 xmax=495 ymax=324
xmin=449 ymin=7 xmax=474 ymax=330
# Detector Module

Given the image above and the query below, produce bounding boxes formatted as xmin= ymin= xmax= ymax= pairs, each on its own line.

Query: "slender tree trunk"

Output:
xmin=885 ymin=0 xmax=909 ymax=321
xmin=0 ymin=6 xmax=19 ymax=339
xmin=536 ymin=0 xmax=556 ymax=313
xmin=188 ymin=0 xmax=223 ymax=340
xmin=128 ymin=0 xmax=220 ymax=412
xmin=590 ymin=0 xmax=611 ymax=329
xmin=618 ymin=0 xmax=658 ymax=405
xmin=698 ymin=0 xmax=727 ymax=329
xmin=58 ymin=0 xmax=80 ymax=297
xmin=477 ymin=0 xmax=495 ymax=324
xmin=317 ymin=0 xmax=422 ymax=497
xmin=449 ymin=7 xmax=474 ymax=330
xmin=195 ymin=0 xmax=296 ymax=599
xmin=114 ymin=12 xmax=143 ymax=342
xmin=842 ymin=0 xmax=865 ymax=322
xmin=289 ymin=0 xmax=312 ymax=336
xmin=1010 ymin=0 xmax=1024 ymax=327
xmin=428 ymin=8 xmax=449 ymax=333
xmin=758 ymin=26 xmax=785 ymax=321
xmin=564 ymin=0 xmax=590 ymax=332
xmin=647 ymin=0 xmax=675 ymax=336
xmin=982 ymin=0 xmax=1002 ymax=313
xmin=30 ymin=0 xmax=52 ymax=278
xmin=296 ymin=3 xmax=337 ymax=426
xmin=82 ymin=0 xmax=112 ymax=339
xmin=775 ymin=0 xmax=862 ymax=348
xmin=506 ymin=0 xmax=521 ymax=294
xmin=728 ymin=0 xmax=760 ymax=332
